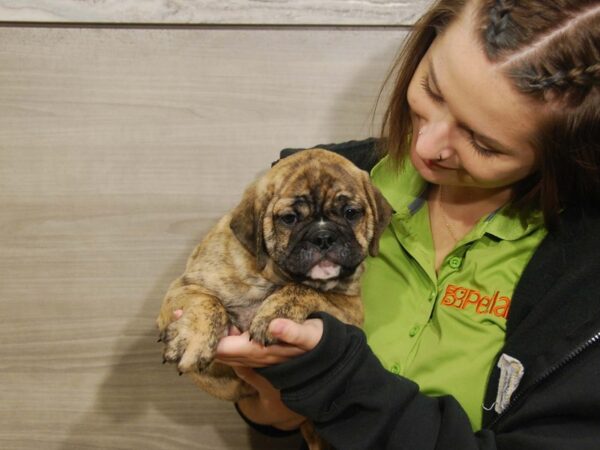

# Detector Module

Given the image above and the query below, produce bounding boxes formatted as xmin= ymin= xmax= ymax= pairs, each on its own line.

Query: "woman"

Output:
xmin=211 ymin=0 xmax=600 ymax=448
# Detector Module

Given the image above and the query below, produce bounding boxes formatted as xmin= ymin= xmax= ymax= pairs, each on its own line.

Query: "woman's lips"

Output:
xmin=424 ymin=158 xmax=454 ymax=170
xmin=424 ymin=159 xmax=443 ymax=169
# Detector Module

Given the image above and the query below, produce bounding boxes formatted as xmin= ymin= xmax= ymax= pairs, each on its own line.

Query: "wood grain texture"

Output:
xmin=0 ymin=26 xmax=407 ymax=449
xmin=0 ymin=0 xmax=432 ymax=26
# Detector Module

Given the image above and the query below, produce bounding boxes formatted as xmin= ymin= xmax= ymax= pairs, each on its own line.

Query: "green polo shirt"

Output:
xmin=362 ymin=156 xmax=547 ymax=430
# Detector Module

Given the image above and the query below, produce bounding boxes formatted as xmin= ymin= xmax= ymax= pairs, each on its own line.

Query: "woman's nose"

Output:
xmin=415 ymin=120 xmax=453 ymax=161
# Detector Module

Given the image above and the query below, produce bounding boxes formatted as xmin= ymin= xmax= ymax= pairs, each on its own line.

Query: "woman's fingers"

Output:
xmin=234 ymin=367 xmax=306 ymax=430
xmin=233 ymin=366 xmax=277 ymax=395
xmin=173 ymin=308 xmax=324 ymax=367
xmin=215 ymin=333 xmax=306 ymax=367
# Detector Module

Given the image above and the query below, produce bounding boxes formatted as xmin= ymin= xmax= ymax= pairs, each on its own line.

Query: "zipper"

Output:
xmin=488 ymin=330 xmax=600 ymax=428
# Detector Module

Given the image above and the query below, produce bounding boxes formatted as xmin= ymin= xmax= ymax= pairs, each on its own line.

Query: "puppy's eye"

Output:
xmin=343 ymin=206 xmax=363 ymax=222
xmin=279 ymin=213 xmax=298 ymax=226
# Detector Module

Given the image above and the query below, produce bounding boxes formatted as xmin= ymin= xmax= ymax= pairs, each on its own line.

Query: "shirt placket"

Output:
xmin=390 ymin=211 xmax=438 ymax=365
xmin=391 ymin=209 xmax=488 ymax=369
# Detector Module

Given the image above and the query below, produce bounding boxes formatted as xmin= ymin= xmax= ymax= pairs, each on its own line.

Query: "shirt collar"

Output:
xmin=370 ymin=155 xmax=545 ymax=242
xmin=370 ymin=155 xmax=426 ymax=219
xmin=482 ymin=206 xmax=544 ymax=241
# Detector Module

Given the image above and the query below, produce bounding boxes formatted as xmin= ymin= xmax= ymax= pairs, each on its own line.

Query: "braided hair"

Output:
xmin=380 ymin=0 xmax=599 ymax=228
xmin=481 ymin=0 xmax=599 ymax=106
xmin=477 ymin=0 xmax=600 ymax=227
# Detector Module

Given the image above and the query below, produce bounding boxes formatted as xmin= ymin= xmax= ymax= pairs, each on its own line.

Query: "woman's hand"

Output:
xmin=171 ymin=309 xmax=323 ymax=429
xmin=216 ymin=317 xmax=323 ymax=429
xmin=214 ymin=317 xmax=323 ymax=368
xmin=170 ymin=309 xmax=323 ymax=367
xmin=234 ymin=365 xmax=306 ymax=430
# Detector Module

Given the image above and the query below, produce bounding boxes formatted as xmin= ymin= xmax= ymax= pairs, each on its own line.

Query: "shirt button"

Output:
xmin=390 ymin=363 xmax=401 ymax=374
xmin=429 ymin=292 xmax=436 ymax=302
xmin=409 ymin=325 xmax=420 ymax=337
xmin=448 ymin=256 xmax=462 ymax=269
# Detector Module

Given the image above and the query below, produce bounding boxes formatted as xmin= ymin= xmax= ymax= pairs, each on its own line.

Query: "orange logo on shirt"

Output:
xmin=440 ymin=284 xmax=511 ymax=318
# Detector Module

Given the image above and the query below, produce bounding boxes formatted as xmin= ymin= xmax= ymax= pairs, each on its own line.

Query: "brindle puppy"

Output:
xmin=157 ymin=148 xmax=391 ymax=449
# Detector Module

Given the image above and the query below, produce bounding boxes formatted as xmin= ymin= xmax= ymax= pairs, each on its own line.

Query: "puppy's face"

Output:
xmin=266 ymin=178 xmax=372 ymax=282
xmin=230 ymin=149 xmax=392 ymax=285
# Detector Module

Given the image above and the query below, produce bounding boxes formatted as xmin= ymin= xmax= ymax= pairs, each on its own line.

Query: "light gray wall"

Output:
xmin=0 ymin=2 xmax=430 ymax=449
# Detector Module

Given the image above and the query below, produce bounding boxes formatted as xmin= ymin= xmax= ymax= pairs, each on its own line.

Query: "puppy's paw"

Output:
xmin=248 ymin=315 xmax=277 ymax=346
xmin=249 ymin=293 xmax=312 ymax=346
xmin=160 ymin=312 xmax=220 ymax=374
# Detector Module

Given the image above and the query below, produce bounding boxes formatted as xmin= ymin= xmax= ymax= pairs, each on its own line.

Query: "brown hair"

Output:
xmin=380 ymin=0 xmax=600 ymax=229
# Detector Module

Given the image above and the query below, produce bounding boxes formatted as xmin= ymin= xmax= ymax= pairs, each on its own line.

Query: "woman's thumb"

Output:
xmin=268 ymin=318 xmax=323 ymax=351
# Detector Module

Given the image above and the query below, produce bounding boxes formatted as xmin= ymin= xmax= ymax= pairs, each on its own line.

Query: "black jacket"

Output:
xmin=253 ymin=139 xmax=600 ymax=449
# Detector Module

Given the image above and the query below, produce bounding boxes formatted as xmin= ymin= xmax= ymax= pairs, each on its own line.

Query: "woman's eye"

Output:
xmin=419 ymin=71 xmax=501 ymax=159
xmin=420 ymin=75 xmax=444 ymax=104
xmin=343 ymin=206 xmax=363 ymax=221
xmin=280 ymin=213 xmax=298 ymax=225
xmin=468 ymin=134 xmax=499 ymax=158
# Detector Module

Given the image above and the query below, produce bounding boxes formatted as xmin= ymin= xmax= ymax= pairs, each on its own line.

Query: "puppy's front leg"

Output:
xmin=157 ymin=283 xmax=228 ymax=374
xmin=249 ymin=284 xmax=360 ymax=345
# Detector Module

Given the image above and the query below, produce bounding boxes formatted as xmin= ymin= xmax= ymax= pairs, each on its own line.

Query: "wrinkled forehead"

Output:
xmin=268 ymin=158 xmax=364 ymax=212
xmin=273 ymin=187 xmax=360 ymax=213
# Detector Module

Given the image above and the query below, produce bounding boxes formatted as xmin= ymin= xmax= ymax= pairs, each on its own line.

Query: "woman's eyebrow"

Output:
xmin=429 ymin=60 xmax=514 ymax=154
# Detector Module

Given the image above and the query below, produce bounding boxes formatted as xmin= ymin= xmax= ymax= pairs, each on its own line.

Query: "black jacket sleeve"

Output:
xmin=258 ymin=304 xmax=600 ymax=450
xmin=257 ymin=312 xmax=497 ymax=450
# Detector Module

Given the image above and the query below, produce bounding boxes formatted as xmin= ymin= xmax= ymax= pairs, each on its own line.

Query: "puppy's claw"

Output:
xmin=159 ymin=309 xmax=223 ymax=375
xmin=248 ymin=317 xmax=277 ymax=347
xmin=248 ymin=329 xmax=275 ymax=347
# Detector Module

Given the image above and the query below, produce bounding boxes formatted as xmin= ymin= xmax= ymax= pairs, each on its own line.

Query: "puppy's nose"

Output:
xmin=311 ymin=230 xmax=337 ymax=250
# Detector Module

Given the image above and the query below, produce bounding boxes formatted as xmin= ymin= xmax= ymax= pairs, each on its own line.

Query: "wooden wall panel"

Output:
xmin=0 ymin=0 xmax=432 ymax=26
xmin=0 ymin=26 xmax=408 ymax=449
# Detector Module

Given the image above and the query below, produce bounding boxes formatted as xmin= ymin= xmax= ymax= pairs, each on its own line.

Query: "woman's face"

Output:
xmin=407 ymin=7 xmax=541 ymax=192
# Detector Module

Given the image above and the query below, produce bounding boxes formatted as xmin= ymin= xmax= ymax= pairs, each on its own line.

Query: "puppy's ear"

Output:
xmin=229 ymin=181 xmax=270 ymax=271
xmin=363 ymin=174 xmax=393 ymax=257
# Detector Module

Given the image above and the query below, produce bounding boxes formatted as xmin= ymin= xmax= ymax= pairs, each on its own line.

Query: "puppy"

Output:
xmin=157 ymin=148 xmax=392 ymax=449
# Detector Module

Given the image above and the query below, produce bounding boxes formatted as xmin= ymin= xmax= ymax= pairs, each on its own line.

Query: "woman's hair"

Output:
xmin=380 ymin=0 xmax=600 ymax=229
